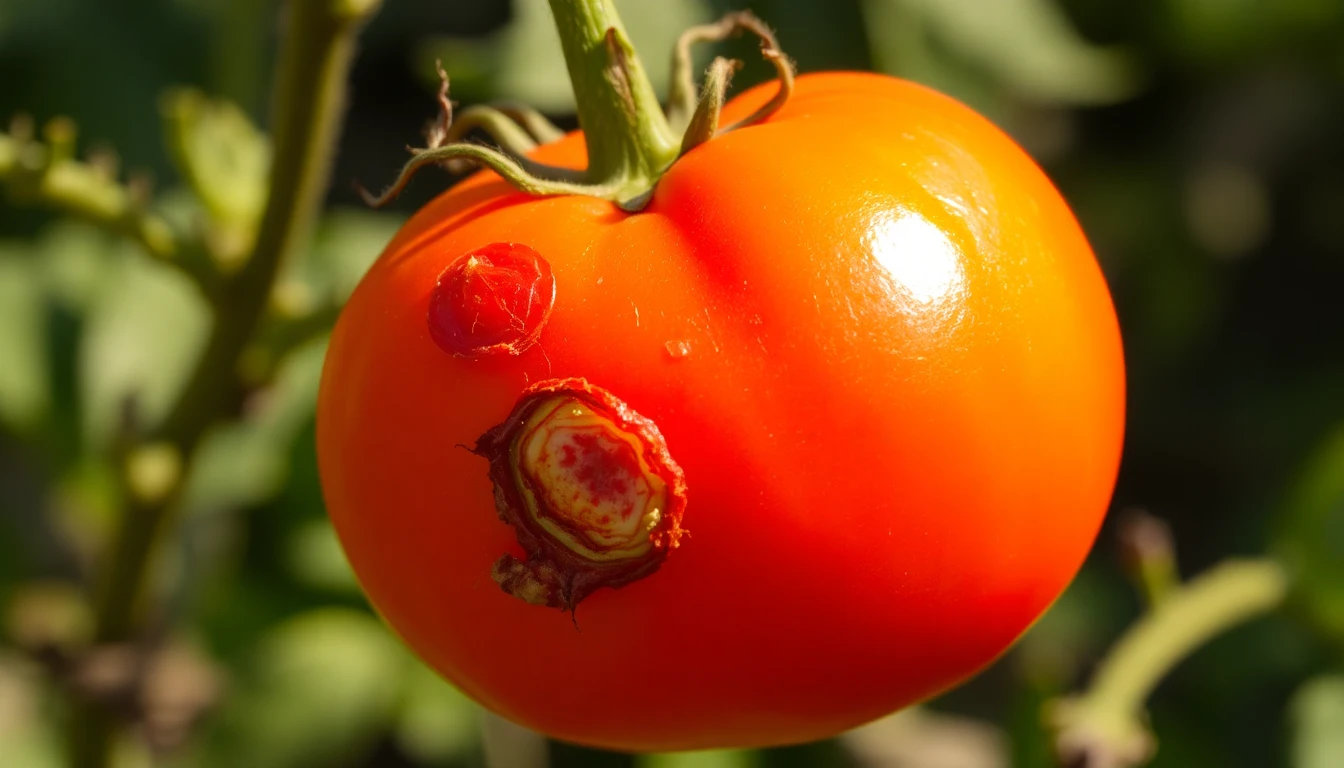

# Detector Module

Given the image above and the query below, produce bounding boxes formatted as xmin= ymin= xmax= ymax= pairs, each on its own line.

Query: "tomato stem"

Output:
xmin=361 ymin=5 xmax=796 ymax=212
xmin=546 ymin=0 xmax=678 ymax=203
xmin=1048 ymin=558 xmax=1288 ymax=767
xmin=545 ymin=1 xmax=795 ymax=208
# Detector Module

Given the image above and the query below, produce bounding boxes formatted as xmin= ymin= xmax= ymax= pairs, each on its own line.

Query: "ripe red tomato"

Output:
xmin=317 ymin=72 xmax=1125 ymax=751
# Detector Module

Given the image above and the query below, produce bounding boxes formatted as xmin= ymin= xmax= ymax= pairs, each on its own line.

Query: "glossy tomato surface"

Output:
xmin=317 ymin=72 xmax=1125 ymax=751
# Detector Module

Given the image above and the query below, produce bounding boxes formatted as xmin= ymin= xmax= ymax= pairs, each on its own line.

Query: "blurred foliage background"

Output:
xmin=2 ymin=0 xmax=1344 ymax=766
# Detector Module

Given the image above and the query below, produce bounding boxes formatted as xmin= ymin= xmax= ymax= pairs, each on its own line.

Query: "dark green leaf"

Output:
xmin=1277 ymin=427 xmax=1344 ymax=642
xmin=184 ymin=341 xmax=325 ymax=511
xmin=78 ymin=246 xmax=208 ymax=444
xmin=863 ymin=0 xmax=1139 ymax=105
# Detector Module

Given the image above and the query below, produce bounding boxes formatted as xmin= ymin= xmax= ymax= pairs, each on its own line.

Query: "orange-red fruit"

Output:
xmin=317 ymin=73 xmax=1125 ymax=751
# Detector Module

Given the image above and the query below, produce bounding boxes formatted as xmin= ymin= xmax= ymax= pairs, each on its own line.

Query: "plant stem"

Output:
xmin=1117 ymin=509 xmax=1179 ymax=609
xmin=212 ymin=0 xmax=269 ymax=115
xmin=366 ymin=3 xmax=794 ymax=211
xmin=0 ymin=131 xmax=177 ymax=261
xmin=1093 ymin=558 xmax=1286 ymax=705
xmin=1050 ymin=558 xmax=1289 ymax=767
xmin=96 ymin=0 xmax=379 ymax=641
xmin=545 ymin=0 xmax=678 ymax=195
xmin=72 ymin=1 xmax=382 ymax=764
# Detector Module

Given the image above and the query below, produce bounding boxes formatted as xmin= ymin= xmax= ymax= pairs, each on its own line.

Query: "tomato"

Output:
xmin=316 ymin=71 xmax=1125 ymax=751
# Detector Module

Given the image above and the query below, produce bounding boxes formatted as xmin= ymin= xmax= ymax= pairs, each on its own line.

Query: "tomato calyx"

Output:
xmin=473 ymin=378 xmax=688 ymax=613
xmin=357 ymin=3 xmax=793 ymax=212
xmin=670 ymin=12 xmax=794 ymax=158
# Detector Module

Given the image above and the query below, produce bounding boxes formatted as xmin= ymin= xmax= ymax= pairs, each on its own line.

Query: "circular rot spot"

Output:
xmin=472 ymin=378 xmax=688 ymax=611
xmin=428 ymin=242 xmax=556 ymax=358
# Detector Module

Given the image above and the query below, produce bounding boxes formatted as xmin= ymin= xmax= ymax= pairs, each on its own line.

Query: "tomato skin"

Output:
xmin=317 ymin=72 xmax=1125 ymax=751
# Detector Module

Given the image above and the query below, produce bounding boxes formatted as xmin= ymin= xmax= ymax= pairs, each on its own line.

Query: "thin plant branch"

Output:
xmin=1048 ymin=558 xmax=1289 ymax=768
xmin=0 ymin=125 xmax=177 ymax=263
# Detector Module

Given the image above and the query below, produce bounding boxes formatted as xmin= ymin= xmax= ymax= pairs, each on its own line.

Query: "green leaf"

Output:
xmin=78 ymin=245 xmax=208 ymax=445
xmin=184 ymin=340 xmax=325 ymax=511
xmin=292 ymin=207 xmax=404 ymax=302
xmin=35 ymin=221 xmax=115 ymax=313
xmin=394 ymin=659 xmax=482 ymax=764
xmin=189 ymin=609 xmax=407 ymax=768
xmin=0 ymin=246 xmax=49 ymax=432
xmin=420 ymin=0 xmax=713 ymax=112
xmin=161 ymin=88 xmax=270 ymax=228
xmin=862 ymin=0 xmax=1139 ymax=106
xmin=1290 ymin=676 xmax=1344 ymax=768
xmin=859 ymin=0 xmax=1001 ymax=115
xmin=1277 ymin=426 xmax=1344 ymax=641
xmin=284 ymin=519 xmax=360 ymax=594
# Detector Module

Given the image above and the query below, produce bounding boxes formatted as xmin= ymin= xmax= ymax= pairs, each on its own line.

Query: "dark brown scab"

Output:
xmin=427 ymin=242 xmax=555 ymax=358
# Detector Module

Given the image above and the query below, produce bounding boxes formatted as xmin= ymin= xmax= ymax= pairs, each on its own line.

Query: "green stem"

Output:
xmin=1050 ymin=559 xmax=1289 ymax=767
xmin=96 ymin=0 xmax=379 ymax=641
xmin=1092 ymin=558 xmax=1286 ymax=705
xmin=364 ymin=5 xmax=793 ymax=212
xmin=73 ymin=1 xmax=382 ymax=764
xmin=212 ymin=0 xmax=269 ymax=115
xmin=1117 ymin=509 xmax=1179 ymax=609
xmin=67 ymin=700 xmax=116 ymax=768
xmin=545 ymin=0 xmax=678 ymax=195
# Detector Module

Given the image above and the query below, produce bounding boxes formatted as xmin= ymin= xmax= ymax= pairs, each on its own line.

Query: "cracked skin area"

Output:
xmin=317 ymin=72 xmax=1125 ymax=751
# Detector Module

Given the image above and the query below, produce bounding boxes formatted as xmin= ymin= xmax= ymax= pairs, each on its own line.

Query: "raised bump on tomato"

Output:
xmin=427 ymin=242 xmax=555 ymax=358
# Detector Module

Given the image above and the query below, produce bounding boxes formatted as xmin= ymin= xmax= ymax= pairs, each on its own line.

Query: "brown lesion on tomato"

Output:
xmin=428 ymin=242 xmax=555 ymax=359
xmin=473 ymin=378 xmax=687 ymax=613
